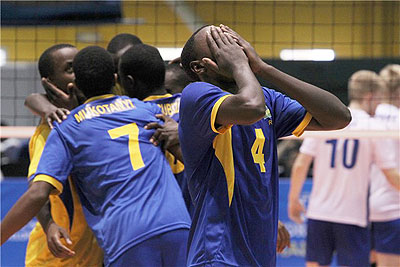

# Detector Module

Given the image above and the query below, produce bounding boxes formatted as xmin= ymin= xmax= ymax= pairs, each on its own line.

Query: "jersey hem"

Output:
xmin=107 ymin=222 xmax=191 ymax=265
xmin=189 ymin=259 xmax=240 ymax=267
xmin=307 ymin=214 xmax=367 ymax=228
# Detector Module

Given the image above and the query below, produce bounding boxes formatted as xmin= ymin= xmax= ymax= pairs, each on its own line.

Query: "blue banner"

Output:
xmin=1 ymin=178 xmax=313 ymax=266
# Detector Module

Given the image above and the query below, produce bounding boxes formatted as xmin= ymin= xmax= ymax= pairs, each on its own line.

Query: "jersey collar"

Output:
xmin=143 ymin=93 xmax=172 ymax=102
xmin=84 ymin=94 xmax=116 ymax=104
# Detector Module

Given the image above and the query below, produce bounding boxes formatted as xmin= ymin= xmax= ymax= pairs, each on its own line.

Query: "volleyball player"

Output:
xmin=178 ymin=24 xmax=350 ymax=266
xmin=288 ymin=70 xmax=399 ymax=266
xmin=118 ymin=44 xmax=191 ymax=211
xmin=24 ymin=44 xmax=103 ymax=266
xmin=0 ymin=46 xmax=191 ymax=266
xmin=165 ymin=60 xmax=192 ymax=94
xmin=369 ymin=65 xmax=400 ymax=266
xmin=24 ymin=33 xmax=143 ymax=127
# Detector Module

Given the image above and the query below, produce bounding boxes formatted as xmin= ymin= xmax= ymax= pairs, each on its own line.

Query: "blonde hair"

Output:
xmin=348 ymin=70 xmax=387 ymax=100
xmin=379 ymin=64 xmax=400 ymax=93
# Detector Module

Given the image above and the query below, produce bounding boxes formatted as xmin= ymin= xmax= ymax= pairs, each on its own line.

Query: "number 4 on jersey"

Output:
xmin=251 ymin=128 xmax=266 ymax=173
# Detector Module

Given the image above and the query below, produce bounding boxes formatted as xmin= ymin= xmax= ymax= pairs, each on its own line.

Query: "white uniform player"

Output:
xmin=288 ymin=70 xmax=400 ymax=267
xmin=369 ymin=102 xmax=400 ymax=266
xmin=302 ymin=108 xmax=396 ymax=228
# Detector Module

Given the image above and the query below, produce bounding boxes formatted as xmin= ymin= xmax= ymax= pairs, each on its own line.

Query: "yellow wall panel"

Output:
xmin=1 ymin=0 xmax=398 ymax=62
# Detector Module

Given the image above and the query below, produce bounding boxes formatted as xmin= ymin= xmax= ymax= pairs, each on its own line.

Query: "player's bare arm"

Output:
xmin=0 ymin=181 xmax=55 ymax=245
xmin=288 ymin=153 xmax=313 ymax=224
xmin=204 ymin=25 xmax=266 ymax=126
xmin=25 ymin=93 xmax=70 ymax=128
xmin=382 ymin=168 xmax=400 ymax=191
xmin=35 ymin=200 xmax=75 ymax=258
xmin=221 ymin=24 xmax=351 ymax=131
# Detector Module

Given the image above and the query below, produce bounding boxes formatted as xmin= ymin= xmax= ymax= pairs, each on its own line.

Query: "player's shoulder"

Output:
xmin=182 ymin=82 xmax=223 ymax=99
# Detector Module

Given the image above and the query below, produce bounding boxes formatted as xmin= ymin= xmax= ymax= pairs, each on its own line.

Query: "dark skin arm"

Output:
xmin=204 ymin=26 xmax=266 ymax=126
xmin=25 ymin=79 xmax=83 ymax=128
xmin=145 ymin=114 xmax=183 ymax=162
xmin=220 ymin=25 xmax=351 ymax=130
xmin=36 ymin=200 xmax=75 ymax=258
xmin=25 ymin=93 xmax=70 ymax=128
xmin=1 ymin=181 xmax=55 ymax=245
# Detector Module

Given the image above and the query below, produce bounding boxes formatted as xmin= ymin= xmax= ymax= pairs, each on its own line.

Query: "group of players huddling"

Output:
xmin=0 ymin=24 xmax=397 ymax=267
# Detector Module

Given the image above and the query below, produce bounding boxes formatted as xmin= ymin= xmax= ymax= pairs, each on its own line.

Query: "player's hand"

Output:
xmin=288 ymin=198 xmax=305 ymax=224
xmin=202 ymin=25 xmax=248 ymax=79
xmin=45 ymin=222 xmax=75 ymax=258
xmin=42 ymin=78 xmax=80 ymax=110
xmin=277 ymin=221 xmax=291 ymax=253
xmin=44 ymin=107 xmax=70 ymax=129
xmin=144 ymin=114 xmax=180 ymax=150
xmin=219 ymin=24 xmax=266 ymax=75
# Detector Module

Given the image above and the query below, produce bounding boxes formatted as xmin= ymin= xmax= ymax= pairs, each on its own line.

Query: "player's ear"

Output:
xmin=190 ymin=60 xmax=206 ymax=76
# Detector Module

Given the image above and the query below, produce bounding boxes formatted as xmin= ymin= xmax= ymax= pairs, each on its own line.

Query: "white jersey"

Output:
xmin=301 ymin=108 xmax=397 ymax=227
xmin=369 ymin=103 xmax=400 ymax=222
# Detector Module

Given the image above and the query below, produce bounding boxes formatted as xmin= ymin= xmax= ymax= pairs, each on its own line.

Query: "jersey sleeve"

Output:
xmin=27 ymin=124 xmax=51 ymax=179
xmin=29 ymin=127 xmax=73 ymax=195
xmin=181 ymin=82 xmax=232 ymax=139
xmin=266 ymin=88 xmax=312 ymax=138
xmin=371 ymin=138 xmax=398 ymax=170
xmin=299 ymin=138 xmax=318 ymax=157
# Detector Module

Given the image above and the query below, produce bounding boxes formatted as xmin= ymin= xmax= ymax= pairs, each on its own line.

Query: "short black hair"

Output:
xmin=38 ymin=44 xmax=75 ymax=78
xmin=73 ymin=46 xmax=115 ymax=98
xmin=106 ymin=33 xmax=142 ymax=54
xmin=165 ymin=62 xmax=193 ymax=91
xmin=181 ymin=25 xmax=209 ymax=81
xmin=119 ymin=44 xmax=165 ymax=92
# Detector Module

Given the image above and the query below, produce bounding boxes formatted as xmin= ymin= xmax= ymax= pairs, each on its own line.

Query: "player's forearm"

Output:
xmin=25 ymin=93 xmax=57 ymax=119
xmin=1 ymin=184 xmax=50 ymax=244
xmin=218 ymin=65 xmax=266 ymax=126
xmin=256 ymin=64 xmax=351 ymax=130
xmin=168 ymin=144 xmax=184 ymax=163
xmin=288 ymin=154 xmax=312 ymax=200
xmin=382 ymin=168 xmax=400 ymax=191
xmin=36 ymin=201 xmax=53 ymax=233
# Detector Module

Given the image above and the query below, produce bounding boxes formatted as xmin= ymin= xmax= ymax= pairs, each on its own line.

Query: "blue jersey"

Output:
xmin=31 ymin=95 xmax=191 ymax=265
xmin=179 ymin=82 xmax=311 ymax=266
xmin=143 ymin=93 xmax=192 ymax=212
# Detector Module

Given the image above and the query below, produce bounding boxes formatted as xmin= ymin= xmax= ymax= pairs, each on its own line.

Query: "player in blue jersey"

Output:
xmin=178 ymin=25 xmax=351 ymax=266
xmin=1 ymin=46 xmax=191 ymax=266
xmin=118 ymin=44 xmax=192 ymax=211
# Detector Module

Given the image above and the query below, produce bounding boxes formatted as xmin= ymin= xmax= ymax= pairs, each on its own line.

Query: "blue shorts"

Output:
xmin=306 ymin=219 xmax=370 ymax=266
xmin=110 ymin=228 xmax=189 ymax=267
xmin=371 ymin=219 xmax=400 ymax=255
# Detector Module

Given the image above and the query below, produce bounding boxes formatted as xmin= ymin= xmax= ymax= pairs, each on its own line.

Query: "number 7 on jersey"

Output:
xmin=108 ymin=123 xmax=145 ymax=170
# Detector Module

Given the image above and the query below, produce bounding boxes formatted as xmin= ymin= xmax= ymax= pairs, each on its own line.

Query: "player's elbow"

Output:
xmin=28 ymin=182 xmax=51 ymax=205
xmin=320 ymin=107 xmax=352 ymax=130
xmin=239 ymin=101 xmax=266 ymax=125
xmin=335 ymin=107 xmax=352 ymax=129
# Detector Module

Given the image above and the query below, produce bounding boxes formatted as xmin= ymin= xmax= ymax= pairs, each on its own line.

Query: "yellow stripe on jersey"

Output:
xmin=211 ymin=95 xmax=233 ymax=134
xmin=33 ymin=174 xmax=64 ymax=195
xmin=28 ymin=123 xmax=51 ymax=178
xmin=165 ymin=151 xmax=185 ymax=174
xmin=292 ymin=112 xmax=312 ymax=137
xmin=84 ymin=94 xmax=115 ymax=104
xmin=143 ymin=94 xmax=173 ymax=101
xmin=213 ymin=128 xmax=235 ymax=206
